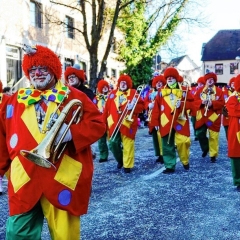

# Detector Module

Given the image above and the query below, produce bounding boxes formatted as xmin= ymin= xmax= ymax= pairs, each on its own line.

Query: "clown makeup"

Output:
xmin=156 ymin=81 xmax=163 ymax=89
xmin=231 ymin=82 xmax=235 ymax=89
xmin=198 ymin=82 xmax=204 ymax=88
xmin=206 ymin=78 xmax=215 ymax=87
xmin=102 ymin=86 xmax=109 ymax=94
xmin=166 ymin=76 xmax=176 ymax=86
xmin=119 ymin=81 xmax=128 ymax=91
xmin=67 ymin=74 xmax=80 ymax=87
xmin=29 ymin=66 xmax=55 ymax=90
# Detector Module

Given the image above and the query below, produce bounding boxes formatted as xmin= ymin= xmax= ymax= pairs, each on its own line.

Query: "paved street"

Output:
xmin=1 ymin=123 xmax=240 ymax=240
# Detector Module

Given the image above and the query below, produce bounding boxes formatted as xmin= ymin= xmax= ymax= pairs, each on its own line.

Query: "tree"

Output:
xmin=117 ymin=0 xmax=205 ymax=85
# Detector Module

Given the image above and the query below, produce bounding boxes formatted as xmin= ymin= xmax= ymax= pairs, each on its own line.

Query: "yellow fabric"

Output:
xmin=122 ymin=117 xmax=132 ymax=128
xmin=161 ymin=112 xmax=169 ymax=127
xmin=177 ymin=118 xmax=186 ymax=126
xmin=157 ymin=131 xmax=163 ymax=155
xmin=121 ymin=134 xmax=134 ymax=168
xmin=196 ymin=110 xmax=202 ymax=121
xmin=54 ymin=154 xmax=82 ymax=191
xmin=161 ymin=89 xmax=172 ymax=97
xmin=107 ymin=115 xmax=114 ymax=128
xmin=40 ymin=195 xmax=80 ymax=240
xmin=11 ymin=157 xmax=30 ymax=193
xmin=236 ymin=131 xmax=240 ymax=143
xmin=208 ymin=112 xmax=219 ymax=122
xmin=209 ymin=129 xmax=219 ymax=157
xmin=175 ymin=133 xmax=191 ymax=165
xmin=201 ymin=85 xmax=216 ymax=101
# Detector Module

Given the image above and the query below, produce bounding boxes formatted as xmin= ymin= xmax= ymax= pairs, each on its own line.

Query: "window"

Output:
xmin=110 ymin=37 xmax=117 ymax=53
xmin=30 ymin=1 xmax=42 ymax=28
xmin=64 ymin=58 xmax=74 ymax=70
xmin=215 ymin=64 xmax=223 ymax=75
xmin=230 ymin=62 xmax=238 ymax=74
xmin=111 ymin=69 xmax=116 ymax=78
xmin=65 ymin=16 xmax=74 ymax=39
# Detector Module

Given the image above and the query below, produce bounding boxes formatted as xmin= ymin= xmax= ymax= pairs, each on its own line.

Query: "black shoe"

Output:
xmin=124 ymin=168 xmax=131 ymax=173
xmin=156 ymin=156 xmax=164 ymax=164
xmin=202 ymin=150 xmax=209 ymax=158
xmin=183 ymin=164 xmax=189 ymax=170
xmin=117 ymin=163 xmax=123 ymax=169
xmin=194 ymin=137 xmax=199 ymax=141
xmin=99 ymin=158 xmax=108 ymax=163
xmin=0 ymin=192 xmax=2 ymax=195
xmin=162 ymin=168 xmax=175 ymax=174
xmin=210 ymin=157 xmax=216 ymax=163
xmin=236 ymin=186 xmax=240 ymax=192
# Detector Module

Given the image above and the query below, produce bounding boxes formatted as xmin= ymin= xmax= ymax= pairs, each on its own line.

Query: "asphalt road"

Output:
xmin=1 ymin=123 xmax=240 ymax=240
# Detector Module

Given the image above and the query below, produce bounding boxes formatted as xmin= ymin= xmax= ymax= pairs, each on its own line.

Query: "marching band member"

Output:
xmin=226 ymin=74 xmax=240 ymax=191
xmin=151 ymin=67 xmax=193 ymax=174
xmin=103 ymin=74 xmax=144 ymax=173
xmin=222 ymin=77 xmax=235 ymax=139
xmin=194 ymin=72 xmax=224 ymax=163
xmin=93 ymin=79 xmax=110 ymax=163
xmin=144 ymin=75 xmax=166 ymax=164
xmin=0 ymin=80 xmax=10 ymax=195
xmin=0 ymin=45 xmax=106 ymax=239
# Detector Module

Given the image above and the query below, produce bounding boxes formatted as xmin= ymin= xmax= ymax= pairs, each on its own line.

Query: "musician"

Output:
xmin=144 ymin=75 xmax=166 ymax=164
xmin=194 ymin=72 xmax=224 ymax=163
xmin=93 ymin=79 xmax=110 ymax=162
xmin=222 ymin=77 xmax=235 ymax=139
xmin=0 ymin=80 xmax=10 ymax=195
xmin=151 ymin=67 xmax=193 ymax=174
xmin=64 ymin=64 xmax=95 ymax=101
xmin=225 ymin=74 xmax=240 ymax=191
xmin=0 ymin=45 xmax=106 ymax=239
xmin=190 ymin=76 xmax=205 ymax=141
xmin=103 ymin=74 xmax=144 ymax=173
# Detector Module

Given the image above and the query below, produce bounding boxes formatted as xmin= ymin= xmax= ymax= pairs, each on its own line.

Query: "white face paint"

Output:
xmin=206 ymin=78 xmax=215 ymax=87
xmin=119 ymin=81 xmax=128 ymax=91
xmin=156 ymin=81 xmax=163 ymax=89
xmin=67 ymin=74 xmax=80 ymax=87
xmin=198 ymin=83 xmax=204 ymax=88
xmin=166 ymin=76 xmax=176 ymax=86
xmin=29 ymin=66 xmax=55 ymax=90
xmin=102 ymin=86 xmax=109 ymax=94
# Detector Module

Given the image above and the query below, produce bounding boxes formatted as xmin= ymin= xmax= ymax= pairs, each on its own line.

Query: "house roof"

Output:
xmin=201 ymin=29 xmax=240 ymax=61
xmin=169 ymin=55 xmax=186 ymax=66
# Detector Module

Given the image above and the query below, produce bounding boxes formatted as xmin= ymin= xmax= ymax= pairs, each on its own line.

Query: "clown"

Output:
xmin=0 ymin=45 xmax=106 ymax=239
xmin=144 ymin=75 xmax=166 ymax=164
xmin=151 ymin=67 xmax=193 ymax=173
xmin=103 ymin=74 xmax=144 ymax=173
xmin=194 ymin=72 xmax=224 ymax=163
xmin=93 ymin=79 xmax=110 ymax=162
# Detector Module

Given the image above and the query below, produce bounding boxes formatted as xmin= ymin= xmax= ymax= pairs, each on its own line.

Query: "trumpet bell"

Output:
xmin=20 ymin=150 xmax=55 ymax=169
xmin=178 ymin=114 xmax=187 ymax=121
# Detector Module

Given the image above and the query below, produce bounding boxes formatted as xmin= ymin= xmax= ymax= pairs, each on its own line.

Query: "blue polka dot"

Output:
xmin=58 ymin=190 xmax=72 ymax=206
xmin=206 ymin=121 xmax=212 ymax=126
xmin=25 ymin=89 xmax=33 ymax=95
xmin=110 ymin=93 xmax=115 ymax=99
xmin=93 ymin=99 xmax=97 ymax=104
xmin=176 ymin=124 xmax=182 ymax=131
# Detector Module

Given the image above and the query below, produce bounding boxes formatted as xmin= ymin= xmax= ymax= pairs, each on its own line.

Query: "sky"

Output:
xmin=160 ymin=0 xmax=240 ymax=66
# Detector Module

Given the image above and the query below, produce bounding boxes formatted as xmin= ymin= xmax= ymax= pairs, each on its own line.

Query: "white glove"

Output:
xmin=127 ymin=102 xmax=134 ymax=110
xmin=175 ymin=100 xmax=181 ymax=108
xmin=208 ymin=100 xmax=212 ymax=107
xmin=155 ymin=126 xmax=159 ymax=130
xmin=54 ymin=123 xmax=72 ymax=144
xmin=202 ymin=100 xmax=208 ymax=105
xmin=148 ymin=102 xmax=154 ymax=110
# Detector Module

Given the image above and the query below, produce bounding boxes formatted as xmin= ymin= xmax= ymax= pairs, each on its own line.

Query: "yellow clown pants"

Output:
xmin=6 ymin=196 xmax=80 ymax=240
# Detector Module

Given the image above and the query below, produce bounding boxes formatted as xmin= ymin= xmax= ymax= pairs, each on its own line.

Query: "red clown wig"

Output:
xmin=228 ymin=77 xmax=235 ymax=86
xmin=152 ymin=75 xmax=166 ymax=87
xmin=204 ymin=72 xmax=217 ymax=83
xmin=117 ymin=74 xmax=132 ymax=89
xmin=97 ymin=79 xmax=109 ymax=93
xmin=197 ymin=76 xmax=205 ymax=85
xmin=22 ymin=45 xmax=62 ymax=80
xmin=164 ymin=67 xmax=180 ymax=81
xmin=64 ymin=67 xmax=85 ymax=83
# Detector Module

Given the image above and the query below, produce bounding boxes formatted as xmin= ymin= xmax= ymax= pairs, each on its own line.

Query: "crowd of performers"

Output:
xmin=1 ymin=44 xmax=240 ymax=239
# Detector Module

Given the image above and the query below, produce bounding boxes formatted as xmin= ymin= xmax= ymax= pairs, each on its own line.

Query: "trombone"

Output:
xmin=203 ymin=87 xmax=213 ymax=116
xmin=110 ymin=84 xmax=146 ymax=141
xmin=178 ymin=81 xmax=189 ymax=121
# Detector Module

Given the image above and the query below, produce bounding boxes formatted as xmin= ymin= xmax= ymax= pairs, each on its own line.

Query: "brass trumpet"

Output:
xmin=20 ymin=99 xmax=83 ymax=169
xmin=203 ymin=87 xmax=213 ymax=116
xmin=178 ymin=81 xmax=189 ymax=121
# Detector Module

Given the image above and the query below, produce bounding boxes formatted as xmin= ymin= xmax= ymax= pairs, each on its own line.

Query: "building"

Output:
xmin=0 ymin=0 xmax=125 ymax=89
xmin=201 ymin=29 xmax=240 ymax=84
xmin=168 ymin=55 xmax=201 ymax=84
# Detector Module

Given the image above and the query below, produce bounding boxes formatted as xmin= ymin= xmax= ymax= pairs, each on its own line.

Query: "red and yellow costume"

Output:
xmin=194 ymin=72 xmax=224 ymax=160
xmin=103 ymin=75 xmax=144 ymax=172
xmin=226 ymin=74 xmax=240 ymax=189
xmin=151 ymin=68 xmax=193 ymax=171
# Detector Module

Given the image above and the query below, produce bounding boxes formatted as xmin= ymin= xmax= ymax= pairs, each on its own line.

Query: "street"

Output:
xmin=1 ymin=124 xmax=240 ymax=240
